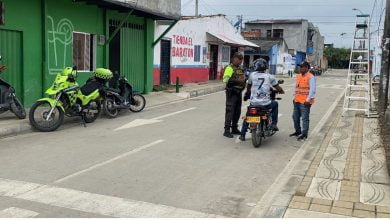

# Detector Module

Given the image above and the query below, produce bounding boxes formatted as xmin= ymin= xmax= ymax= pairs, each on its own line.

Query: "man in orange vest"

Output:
xmin=290 ymin=61 xmax=316 ymax=141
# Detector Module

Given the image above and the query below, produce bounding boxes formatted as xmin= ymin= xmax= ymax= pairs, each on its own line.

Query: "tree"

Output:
xmin=324 ymin=47 xmax=351 ymax=69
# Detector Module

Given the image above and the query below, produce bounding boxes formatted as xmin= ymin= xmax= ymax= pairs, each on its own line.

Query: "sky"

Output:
xmin=181 ymin=0 xmax=385 ymax=48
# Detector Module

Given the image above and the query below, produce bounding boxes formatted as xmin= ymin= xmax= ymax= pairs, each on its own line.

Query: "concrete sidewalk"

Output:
xmin=259 ymin=107 xmax=390 ymax=218
xmin=0 ymin=81 xmax=225 ymax=139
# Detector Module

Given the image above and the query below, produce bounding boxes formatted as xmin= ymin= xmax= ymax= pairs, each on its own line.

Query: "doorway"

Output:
xmin=109 ymin=25 xmax=121 ymax=88
xmin=209 ymin=45 xmax=218 ymax=80
xmin=160 ymin=40 xmax=171 ymax=85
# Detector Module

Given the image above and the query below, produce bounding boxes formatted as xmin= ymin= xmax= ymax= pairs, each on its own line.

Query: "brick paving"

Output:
xmin=284 ymin=109 xmax=390 ymax=218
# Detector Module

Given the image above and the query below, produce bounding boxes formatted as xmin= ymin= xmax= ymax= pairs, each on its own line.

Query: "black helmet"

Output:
xmin=253 ymin=58 xmax=268 ymax=72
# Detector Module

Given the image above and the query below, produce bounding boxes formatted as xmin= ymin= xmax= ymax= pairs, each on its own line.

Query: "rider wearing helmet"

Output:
xmin=240 ymin=58 xmax=284 ymax=141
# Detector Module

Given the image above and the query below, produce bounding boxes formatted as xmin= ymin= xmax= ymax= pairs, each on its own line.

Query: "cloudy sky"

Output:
xmin=181 ymin=0 xmax=385 ymax=48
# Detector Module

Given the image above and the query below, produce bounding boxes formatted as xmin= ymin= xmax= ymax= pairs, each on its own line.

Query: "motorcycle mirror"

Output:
xmin=278 ymin=80 xmax=284 ymax=85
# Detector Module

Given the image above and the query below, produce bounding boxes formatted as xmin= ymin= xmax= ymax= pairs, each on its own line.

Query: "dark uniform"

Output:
xmin=223 ymin=64 xmax=246 ymax=136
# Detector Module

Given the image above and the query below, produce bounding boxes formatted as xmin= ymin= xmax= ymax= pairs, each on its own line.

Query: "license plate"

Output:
xmin=247 ymin=116 xmax=260 ymax=123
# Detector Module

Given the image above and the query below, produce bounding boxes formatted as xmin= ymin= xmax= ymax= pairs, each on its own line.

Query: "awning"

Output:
xmin=207 ymin=32 xmax=259 ymax=48
xmin=73 ymin=0 xmax=180 ymax=20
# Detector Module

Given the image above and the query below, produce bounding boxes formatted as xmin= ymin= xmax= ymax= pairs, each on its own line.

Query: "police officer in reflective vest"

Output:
xmin=290 ymin=61 xmax=316 ymax=141
xmin=223 ymin=52 xmax=246 ymax=138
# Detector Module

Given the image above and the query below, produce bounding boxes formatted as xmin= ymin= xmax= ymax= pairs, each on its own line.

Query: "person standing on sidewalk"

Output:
xmin=223 ymin=52 xmax=246 ymax=138
xmin=290 ymin=61 xmax=316 ymax=141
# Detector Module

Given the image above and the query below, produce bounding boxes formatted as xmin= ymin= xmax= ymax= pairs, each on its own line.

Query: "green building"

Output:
xmin=0 ymin=0 xmax=180 ymax=106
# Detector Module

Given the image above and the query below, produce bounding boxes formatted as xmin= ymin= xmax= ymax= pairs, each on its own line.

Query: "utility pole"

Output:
xmin=195 ymin=0 xmax=199 ymax=17
xmin=378 ymin=0 xmax=390 ymax=118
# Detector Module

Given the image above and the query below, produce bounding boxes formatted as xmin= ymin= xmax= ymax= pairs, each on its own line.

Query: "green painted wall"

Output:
xmin=0 ymin=0 xmax=155 ymax=107
xmin=45 ymin=0 xmax=105 ymax=89
xmin=0 ymin=0 xmax=43 ymax=106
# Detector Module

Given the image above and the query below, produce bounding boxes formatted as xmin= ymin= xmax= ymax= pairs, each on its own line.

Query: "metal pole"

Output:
xmin=195 ymin=0 xmax=199 ymax=17
xmin=379 ymin=0 xmax=390 ymax=118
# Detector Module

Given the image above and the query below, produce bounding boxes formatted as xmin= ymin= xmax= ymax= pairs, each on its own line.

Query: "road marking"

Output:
xmin=54 ymin=140 xmax=165 ymax=183
xmin=115 ymin=108 xmax=196 ymax=131
xmin=278 ymin=114 xmax=283 ymax=118
xmin=0 ymin=178 xmax=221 ymax=218
xmin=0 ymin=207 xmax=39 ymax=218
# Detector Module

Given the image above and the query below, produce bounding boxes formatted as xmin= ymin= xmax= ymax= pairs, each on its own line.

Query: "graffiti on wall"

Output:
xmin=47 ymin=16 xmax=74 ymax=75
xmin=171 ymin=35 xmax=194 ymax=63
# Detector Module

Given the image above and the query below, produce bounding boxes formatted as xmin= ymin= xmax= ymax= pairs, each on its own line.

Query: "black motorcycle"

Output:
xmin=102 ymin=73 xmax=146 ymax=118
xmin=246 ymin=80 xmax=284 ymax=148
xmin=0 ymin=55 xmax=26 ymax=119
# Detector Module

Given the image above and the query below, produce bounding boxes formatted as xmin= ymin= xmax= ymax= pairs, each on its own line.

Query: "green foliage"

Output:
xmin=324 ymin=47 xmax=351 ymax=69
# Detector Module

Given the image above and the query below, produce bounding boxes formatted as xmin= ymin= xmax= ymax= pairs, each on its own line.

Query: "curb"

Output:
xmin=0 ymin=84 xmax=226 ymax=139
xmin=248 ymin=91 xmax=345 ymax=218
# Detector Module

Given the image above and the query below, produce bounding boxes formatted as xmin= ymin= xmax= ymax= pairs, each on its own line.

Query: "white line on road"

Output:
xmin=115 ymin=108 xmax=196 ymax=131
xmin=0 ymin=178 xmax=222 ymax=218
xmin=0 ymin=207 xmax=39 ymax=218
xmin=54 ymin=140 xmax=165 ymax=183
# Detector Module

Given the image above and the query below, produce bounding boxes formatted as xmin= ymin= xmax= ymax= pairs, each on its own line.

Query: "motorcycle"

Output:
xmin=246 ymin=80 xmax=284 ymax=148
xmin=0 ymin=55 xmax=26 ymax=119
xmin=29 ymin=67 xmax=112 ymax=132
xmin=102 ymin=72 xmax=146 ymax=118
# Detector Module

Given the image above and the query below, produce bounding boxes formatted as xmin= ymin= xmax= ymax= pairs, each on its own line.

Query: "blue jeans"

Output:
xmin=293 ymin=102 xmax=311 ymax=136
xmin=241 ymin=101 xmax=279 ymax=136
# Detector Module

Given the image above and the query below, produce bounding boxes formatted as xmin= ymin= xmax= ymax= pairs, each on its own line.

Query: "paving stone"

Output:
xmin=352 ymin=210 xmax=375 ymax=218
xmin=377 ymin=213 xmax=390 ymax=218
xmin=361 ymin=183 xmax=390 ymax=206
xmin=309 ymin=204 xmax=331 ymax=213
xmin=312 ymin=198 xmax=333 ymax=206
xmin=289 ymin=201 xmax=310 ymax=210
xmin=284 ymin=208 xmax=349 ymax=218
xmin=330 ymin=207 xmax=353 ymax=216
xmin=333 ymin=200 xmax=354 ymax=209
xmin=291 ymin=196 xmax=312 ymax=204
xmin=263 ymin=206 xmax=287 ymax=218
xmin=377 ymin=206 xmax=390 ymax=214
xmin=307 ymin=178 xmax=341 ymax=200
xmin=354 ymin=203 xmax=376 ymax=212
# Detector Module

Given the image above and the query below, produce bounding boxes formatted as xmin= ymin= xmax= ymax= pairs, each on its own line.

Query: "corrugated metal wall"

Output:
xmin=0 ymin=29 xmax=23 ymax=101
xmin=120 ymin=23 xmax=146 ymax=92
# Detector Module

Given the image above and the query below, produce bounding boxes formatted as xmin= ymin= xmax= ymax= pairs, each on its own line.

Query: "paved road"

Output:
xmin=0 ymin=71 xmax=347 ymax=217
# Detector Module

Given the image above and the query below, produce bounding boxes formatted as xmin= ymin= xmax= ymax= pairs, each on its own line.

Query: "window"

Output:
xmin=273 ymin=29 xmax=284 ymax=39
xmin=266 ymin=30 xmax=272 ymax=39
xmin=194 ymin=45 xmax=201 ymax=62
xmin=73 ymin=32 xmax=96 ymax=71
xmin=0 ymin=1 xmax=4 ymax=25
xmin=222 ymin=46 xmax=230 ymax=62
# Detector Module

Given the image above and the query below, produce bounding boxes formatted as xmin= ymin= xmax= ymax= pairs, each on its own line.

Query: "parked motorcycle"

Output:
xmin=29 ymin=67 xmax=112 ymax=132
xmin=102 ymin=72 xmax=146 ymax=118
xmin=0 ymin=55 xmax=26 ymax=119
xmin=246 ymin=80 xmax=284 ymax=148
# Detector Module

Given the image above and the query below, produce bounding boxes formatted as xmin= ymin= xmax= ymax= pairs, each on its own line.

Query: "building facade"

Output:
xmin=153 ymin=15 xmax=257 ymax=85
xmin=0 ymin=0 xmax=180 ymax=106
xmin=243 ymin=19 xmax=324 ymax=69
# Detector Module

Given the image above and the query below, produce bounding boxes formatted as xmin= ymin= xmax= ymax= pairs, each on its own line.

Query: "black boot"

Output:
xmin=223 ymin=129 xmax=234 ymax=138
xmin=239 ymin=134 xmax=246 ymax=141
xmin=231 ymin=127 xmax=241 ymax=135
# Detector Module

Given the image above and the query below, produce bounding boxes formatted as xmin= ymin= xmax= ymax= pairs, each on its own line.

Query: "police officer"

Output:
xmin=223 ymin=52 xmax=246 ymax=138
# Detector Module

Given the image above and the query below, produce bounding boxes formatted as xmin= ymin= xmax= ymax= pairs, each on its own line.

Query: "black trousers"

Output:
xmin=224 ymin=89 xmax=243 ymax=130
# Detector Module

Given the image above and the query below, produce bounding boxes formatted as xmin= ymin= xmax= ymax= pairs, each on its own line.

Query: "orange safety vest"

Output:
xmin=294 ymin=72 xmax=315 ymax=104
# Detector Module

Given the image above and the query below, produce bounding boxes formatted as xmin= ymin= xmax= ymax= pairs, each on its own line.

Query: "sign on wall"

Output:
xmin=171 ymin=35 xmax=194 ymax=63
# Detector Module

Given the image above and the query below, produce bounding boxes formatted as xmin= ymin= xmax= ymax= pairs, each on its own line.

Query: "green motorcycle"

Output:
xmin=29 ymin=67 xmax=113 ymax=132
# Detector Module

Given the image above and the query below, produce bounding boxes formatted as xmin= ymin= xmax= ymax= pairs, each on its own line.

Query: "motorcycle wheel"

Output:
xmin=83 ymin=101 xmax=101 ymax=123
xmin=251 ymin=123 xmax=264 ymax=148
xmin=29 ymin=101 xmax=64 ymax=132
xmin=103 ymin=97 xmax=119 ymax=118
xmin=10 ymin=96 xmax=26 ymax=119
xmin=129 ymin=94 xmax=146 ymax=112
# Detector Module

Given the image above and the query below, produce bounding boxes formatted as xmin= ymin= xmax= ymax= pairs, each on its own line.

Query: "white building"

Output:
xmin=153 ymin=15 xmax=258 ymax=85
